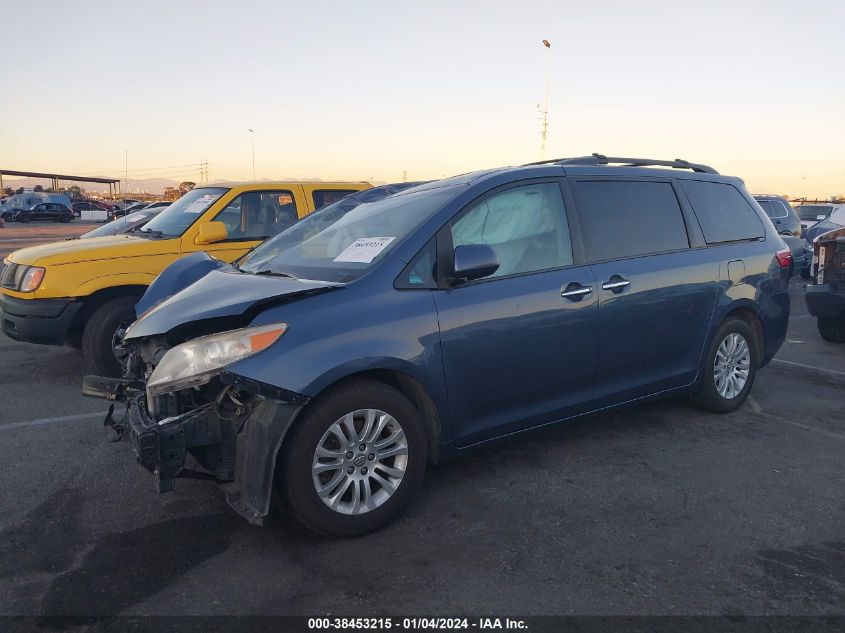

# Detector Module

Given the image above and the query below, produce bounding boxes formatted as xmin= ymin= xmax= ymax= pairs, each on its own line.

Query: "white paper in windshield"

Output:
xmin=126 ymin=213 xmax=147 ymax=222
xmin=333 ymin=237 xmax=396 ymax=263
xmin=185 ymin=195 xmax=216 ymax=213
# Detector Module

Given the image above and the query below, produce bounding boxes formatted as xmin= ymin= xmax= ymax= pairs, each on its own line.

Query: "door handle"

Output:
xmin=601 ymin=276 xmax=630 ymax=292
xmin=560 ymin=283 xmax=593 ymax=300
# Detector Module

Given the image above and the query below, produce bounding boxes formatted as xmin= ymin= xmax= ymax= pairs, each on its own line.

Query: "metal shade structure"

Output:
xmin=0 ymin=169 xmax=122 ymax=197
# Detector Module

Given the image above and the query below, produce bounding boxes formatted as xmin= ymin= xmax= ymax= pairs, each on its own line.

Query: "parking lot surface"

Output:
xmin=0 ymin=224 xmax=94 ymax=259
xmin=0 ymin=271 xmax=842 ymax=617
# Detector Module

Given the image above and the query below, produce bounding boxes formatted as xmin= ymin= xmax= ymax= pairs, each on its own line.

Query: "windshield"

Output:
xmin=79 ymin=212 xmax=157 ymax=238
xmin=239 ymin=185 xmax=457 ymax=282
xmin=798 ymin=205 xmax=833 ymax=220
xmin=141 ymin=187 xmax=227 ymax=237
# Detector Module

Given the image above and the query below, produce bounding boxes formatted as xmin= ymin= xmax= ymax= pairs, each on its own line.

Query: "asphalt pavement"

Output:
xmin=0 ymin=223 xmax=95 ymax=259
xmin=0 ymin=254 xmax=842 ymax=618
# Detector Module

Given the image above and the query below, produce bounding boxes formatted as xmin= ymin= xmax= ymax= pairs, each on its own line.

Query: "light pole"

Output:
xmin=248 ymin=128 xmax=256 ymax=180
xmin=539 ymin=39 xmax=551 ymax=155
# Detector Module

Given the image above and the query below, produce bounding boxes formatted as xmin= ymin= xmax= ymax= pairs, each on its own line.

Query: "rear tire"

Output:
xmin=690 ymin=317 xmax=759 ymax=413
xmin=817 ymin=316 xmax=845 ymax=343
xmin=278 ymin=379 xmax=428 ymax=536
xmin=81 ymin=296 xmax=138 ymax=376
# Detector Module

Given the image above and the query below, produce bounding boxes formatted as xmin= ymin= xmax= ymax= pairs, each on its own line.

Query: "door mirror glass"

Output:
xmin=195 ymin=221 xmax=228 ymax=244
xmin=453 ymin=244 xmax=499 ymax=282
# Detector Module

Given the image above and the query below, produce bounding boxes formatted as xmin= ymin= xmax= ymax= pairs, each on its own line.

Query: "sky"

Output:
xmin=1 ymin=0 xmax=844 ymax=197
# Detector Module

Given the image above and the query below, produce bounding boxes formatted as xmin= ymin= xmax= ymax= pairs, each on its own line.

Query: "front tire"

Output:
xmin=278 ymin=379 xmax=428 ymax=536
xmin=81 ymin=296 xmax=137 ymax=376
xmin=817 ymin=316 xmax=845 ymax=343
xmin=690 ymin=318 xmax=759 ymax=413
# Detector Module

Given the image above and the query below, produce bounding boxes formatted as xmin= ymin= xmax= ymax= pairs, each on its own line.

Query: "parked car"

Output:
xmin=12 ymin=202 xmax=75 ymax=223
xmin=799 ymin=205 xmax=845 ymax=279
xmin=113 ymin=201 xmax=170 ymax=218
xmin=796 ymin=203 xmax=844 ymax=231
xmin=0 ymin=181 xmax=371 ymax=376
xmin=753 ymin=195 xmax=801 ymax=237
xmin=805 ymin=225 xmax=845 ymax=342
xmin=72 ymin=209 xmax=163 ymax=239
xmin=81 ymin=155 xmax=791 ymax=536
xmin=116 ymin=198 xmax=141 ymax=210
xmin=72 ymin=200 xmax=111 ymax=218
xmin=1 ymin=206 xmax=24 ymax=221
xmin=112 ymin=202 xmax=151 ymax=218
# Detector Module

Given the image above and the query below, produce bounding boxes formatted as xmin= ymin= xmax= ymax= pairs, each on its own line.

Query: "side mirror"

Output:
xmin=452 ymin=244 xmax=499 ymax=283
xmin=195 ymin=221 xmax=228 ymax=245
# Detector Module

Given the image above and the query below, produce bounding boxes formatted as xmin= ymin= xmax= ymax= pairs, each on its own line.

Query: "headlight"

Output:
xmin=2 ymin=264 xmax=45 ymax=292
xmin=146 ymin=322 xmax=287 ymax=396
xmin=19 ymin=266 xmax=46 ymax=292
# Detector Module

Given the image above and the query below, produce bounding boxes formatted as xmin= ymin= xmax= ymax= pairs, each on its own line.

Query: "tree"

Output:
xmin=33 ymin=184 xmax=43 ymax=192
xmin=16 ymin=187 xmax=23 ymax=194
xmin=2 ymin=187 xmax=12 ymax=197
xmin=67 ymin=185 xmax=85 ymax=198
xmin=163 ymin=186 xmax=180 ymax=201
xmin=179 ymin=181 xmax=196 ymax=194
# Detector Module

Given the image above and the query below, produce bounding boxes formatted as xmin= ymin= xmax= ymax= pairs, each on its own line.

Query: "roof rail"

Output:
xmin=526 ymin=153 xmax=719 ymax=174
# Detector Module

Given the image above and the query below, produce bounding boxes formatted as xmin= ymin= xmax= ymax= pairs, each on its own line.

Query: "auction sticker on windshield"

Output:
xmin=185 ymin=194 xmax=219 ymax=213
xmin=333 ymin=237 xmax=395 ymax=263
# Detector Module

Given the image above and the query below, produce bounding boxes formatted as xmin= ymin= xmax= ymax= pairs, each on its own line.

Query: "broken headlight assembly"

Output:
xmin=146 ymin=323 xmax=287 ymax=397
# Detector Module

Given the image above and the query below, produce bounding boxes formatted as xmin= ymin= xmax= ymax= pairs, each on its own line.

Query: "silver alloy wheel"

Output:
xmin=311 ymin=409 xmax=409 ymax=515
xmin=714 ymin=332 xmax=751 ymax=400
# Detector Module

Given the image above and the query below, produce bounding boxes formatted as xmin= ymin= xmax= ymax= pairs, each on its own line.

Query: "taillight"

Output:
xmin=775 ymin=248 xmax=792 ymax=269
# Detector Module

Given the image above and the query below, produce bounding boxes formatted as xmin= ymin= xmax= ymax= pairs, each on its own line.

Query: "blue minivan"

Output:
xmin=84 ymin=155 xmax=792 ymax=535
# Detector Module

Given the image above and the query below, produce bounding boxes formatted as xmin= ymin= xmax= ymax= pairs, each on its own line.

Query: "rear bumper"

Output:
xmin=0 ymin=294 xmax=81 ymax=345
xmin=805 ymin=284 xmax=845 ymax=318
xmin=760 ymin=290 xmax=790 ymax=366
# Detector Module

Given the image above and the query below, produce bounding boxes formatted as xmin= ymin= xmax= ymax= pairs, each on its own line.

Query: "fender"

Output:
xmin=72 ymin=272 xmax=156 ymax=297
xmin=219 ymin=357 xmax=448 ymax=525
xmin=136 ymin=251 xmax=226 ymax=315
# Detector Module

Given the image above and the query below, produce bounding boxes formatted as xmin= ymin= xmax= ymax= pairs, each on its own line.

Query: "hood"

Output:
xmin=805 ymin=219 xmax=844 ymax=243
xmin=125 ymin=269 xmax=342 ymax=339
xmin=135 ymin=251 xmax=227 ymax=315
xmin=6 ymin=234 xmax=179 ymax=266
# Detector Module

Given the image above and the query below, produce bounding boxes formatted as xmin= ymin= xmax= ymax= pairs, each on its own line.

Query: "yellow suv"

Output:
xmin=0 ymin=181 xmax=370 ymax=374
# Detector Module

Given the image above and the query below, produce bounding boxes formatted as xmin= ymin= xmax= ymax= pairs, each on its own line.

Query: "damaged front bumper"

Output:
xmin=82 ymin=373 xmax=306 ymax=525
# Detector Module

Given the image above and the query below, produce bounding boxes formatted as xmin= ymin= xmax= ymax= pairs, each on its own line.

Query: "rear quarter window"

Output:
xmin=682 ymin=181 xmax=765 ymax=244
xmin=573 ymin=180 xmax=689 ymax=261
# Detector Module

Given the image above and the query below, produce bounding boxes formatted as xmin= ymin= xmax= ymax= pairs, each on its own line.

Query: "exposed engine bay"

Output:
xmin=83 ymin=324 xmax=308 ymax=524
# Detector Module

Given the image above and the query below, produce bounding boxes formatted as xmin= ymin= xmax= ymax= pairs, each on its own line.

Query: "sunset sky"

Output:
xmin=1 ymin=0 xmax=843 ymax=197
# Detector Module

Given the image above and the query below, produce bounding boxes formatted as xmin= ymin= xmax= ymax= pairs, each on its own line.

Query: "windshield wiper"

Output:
xmin=137 ymin=228 xmax=165 ymax=238
xmin=253 ymin=269 xmax=298 ymax=280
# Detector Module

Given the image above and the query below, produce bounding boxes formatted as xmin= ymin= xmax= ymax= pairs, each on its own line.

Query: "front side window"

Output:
xmin=681 ymin=180 xmax=765 ymax=244
xmin=574 ymin=180 xmax=689 ymax=261
xmin=213 ymin=190 xmax=297 ymax=240
xmin=142 ymin=187 xmax=227 ymax=237
xmin=396 ymin=239 xmax=437 ymax=289
xmin=450 ymin=183 xmax=573 ymax=278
